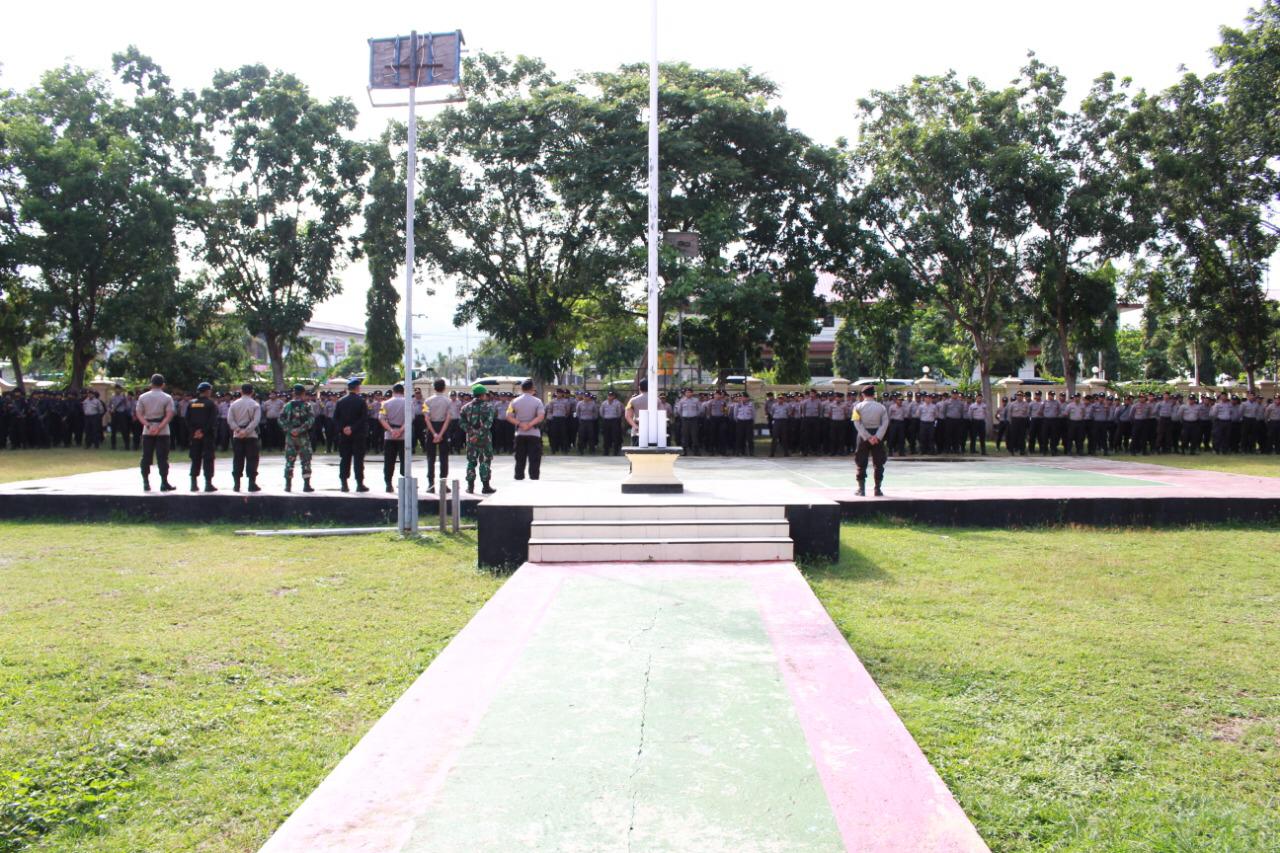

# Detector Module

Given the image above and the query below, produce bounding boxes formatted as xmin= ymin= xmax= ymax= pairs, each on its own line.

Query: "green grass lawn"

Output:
xmin=4 ymin=520 xmax=1278 ymax=852
xmin=807 ymin=523 xmax=1280 ymax=852
xmin=0 ymin=523 xmax=502 ymax=853
xmin=1130 ymin=452 xmax=1280 ymax=478
xmin=0 ymin=448 xmax=138 ymax=484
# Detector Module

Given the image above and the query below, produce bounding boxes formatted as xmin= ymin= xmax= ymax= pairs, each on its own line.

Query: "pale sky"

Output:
xmin=2 ymin=0 xmax=1263 ymax=358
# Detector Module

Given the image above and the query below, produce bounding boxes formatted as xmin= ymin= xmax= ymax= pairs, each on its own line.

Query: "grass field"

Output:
xmin=3 ymin=521 xmax=1279 ymax=852
xmin=1132 ymin=452 xmax=1280 ymax=478
xmin=808 ymin=523 xmax=1280 ymax=852
xmin=0 ymin=448 xmax=138 ymax=484
xmin=0 ymin=523 xmax=501 ymax=852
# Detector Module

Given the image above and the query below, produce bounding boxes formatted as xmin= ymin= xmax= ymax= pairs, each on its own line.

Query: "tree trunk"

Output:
xmin=8 ymin=344 xmax=23 ymax=392
xmin=1246 ymin=366 xmax=1256 ymax=393
xmin=1058 ymin=320 xmax=1076 ymax=398
xmin=266 ymin=334 xmax=285 ymax=392
xmin=69 ymin=340 xmax=94 ymax=393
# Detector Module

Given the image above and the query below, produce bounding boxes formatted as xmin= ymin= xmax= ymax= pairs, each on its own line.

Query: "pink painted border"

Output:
xmin=258 ymin=567 xmax=565 ymax=853
xmin=750 ymin=566 xmax=989 ymax=852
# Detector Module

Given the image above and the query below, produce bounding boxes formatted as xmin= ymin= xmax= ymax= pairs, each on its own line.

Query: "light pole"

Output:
xmin=367 ymin=29 xmax=465 ymax=535
xmin=642 ymin=0 xmax=661 ymax=447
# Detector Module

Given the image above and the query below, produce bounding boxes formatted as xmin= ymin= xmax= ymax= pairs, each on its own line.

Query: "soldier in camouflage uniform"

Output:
xmin=461 ymin=384 xmax=497 ymax=494
xmin=280 ymin=383 xmax=316 ymax=493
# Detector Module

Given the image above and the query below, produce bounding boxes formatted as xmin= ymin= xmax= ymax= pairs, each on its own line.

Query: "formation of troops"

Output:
xmin=3 ymin=379 xmax=1279 ymax=496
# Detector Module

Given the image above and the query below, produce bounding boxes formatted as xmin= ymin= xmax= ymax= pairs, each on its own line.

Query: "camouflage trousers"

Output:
xmin=465 ymin=434 xmax=493 ymax=485
xmin=284 ymin=434 xmax=313 ymax=478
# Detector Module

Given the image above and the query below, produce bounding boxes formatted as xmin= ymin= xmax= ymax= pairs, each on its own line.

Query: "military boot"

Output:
xmin=355 ymin=481 xmax=369 ymax=493
xmin=302 ymin=478 xmax=315 ymax=493
xmin=340 ymin=479 xmax=349 ymax=492
xmin=204 ymin=478 xmax=217 ymax=493
xmin=481 ymin=481 xmax=496 ymax=495
xmin=855 ymin=477 xmax=866 ymax=497
xmin=248 ymin=477 xmax=262 ymax=493
xmin=142 ymin=475 xmax=151 ymax=492
xmin=233 ymin=477 xmax=242 ymax=492
xmin=190 ymin=477 xmax=199 ymax=493
xmin=466 ymin=479 xmax=475 ymax=494
xmin=284 ymin=474 xmax=292 ymax=493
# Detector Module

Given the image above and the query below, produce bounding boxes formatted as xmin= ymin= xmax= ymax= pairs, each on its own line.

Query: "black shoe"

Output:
xmin=160 ymin=481 xmax=176 ymax=492
xmin=142 ymin=479 xmax=151 ymax=492
xmin=233 ymin=478 xmax=241 ymax=492
xmin=855 ymin=486 xmax=866 ymax=497
xmin=340 ymin=481 xmax=349 ymax=492
xmin=248 ymin=480 xmax=262 ymax=493
xmin=874 ymin=487 xmax=884 ymax=497
xmin=204 ymin=482 xmax=217 ymax=493
xmin=284 ymin=479 xmax=292 ymax=493
xmin=356 ymin=483 xmax=369 ymax=493
xmin=482 ymin=484 xmax=497 ymax=494
xmin=385 ymin=484 xmax=394 ymax=494
xmin=190 ymin=478 xmax=199 ymax=493
xmin=302 ymin=480 xmax=314 ymax=493
xmin=466 ymin=481 xmax=475 ymax=493
xmin=427 ymin=482 xmax=435 ymax=492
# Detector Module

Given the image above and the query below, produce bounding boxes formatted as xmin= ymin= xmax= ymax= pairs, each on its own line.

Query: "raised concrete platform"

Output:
xmin=2 ymin=453 xmax=1276 ymax=531
xmin=478 ymin=480 xmax=836 ymax=569
xmin=259 ymin=561 xmax=988 ymax=852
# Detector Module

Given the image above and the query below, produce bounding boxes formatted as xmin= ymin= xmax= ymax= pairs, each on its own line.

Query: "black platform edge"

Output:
xmin=0 ymin=492 xmax=480 ymax=526
xmin=837 ymin=496 xmax=1280 ymax=527
xmin=620 ymin=484 xmax=684 ymax=494
xmin=477 ymin=500 xmax=840 ymax=571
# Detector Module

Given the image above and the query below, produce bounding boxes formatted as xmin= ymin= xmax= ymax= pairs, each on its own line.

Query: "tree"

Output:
xmin=196 ymin=65 xmax=366 ymax=390
xmin=1 ymin=60 xmax=186 ymax=391
xmin=1130 ymin=70 xmax=1278 ymax=389
xmin=0 ymin=275 xmax=44 ymax=389
xmin=103 ymin=275 xmax=251 ymax=390
xmin=1018 ymin=58 xmax=1154 ymax=395
xmin=413 ymin=55 xmax=633 ymax=388
xmin=588 ymin=62 xmax=836 ymax=387
xmin=361 ymin=129 xmax=405 ymax=384
xmin=851 ymin=73 xmax=1034 ymax=421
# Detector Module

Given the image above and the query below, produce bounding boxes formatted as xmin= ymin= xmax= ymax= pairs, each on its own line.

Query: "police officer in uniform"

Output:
xmin=185 ymin=382 xmax=219 ymax=492
xmin=600 ymin=390 xmax=624 ymax=456
xmin=852 ymin=387 xmax=889 ymax=497
xmin=334 ymin=377 xmax=369 ymax=492
xmin=228 ymin=383 xmax=262 ymax=492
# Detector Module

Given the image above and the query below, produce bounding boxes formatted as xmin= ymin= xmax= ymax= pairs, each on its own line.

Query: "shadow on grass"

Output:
xmin=802 ymin=538 xmax=895 ymax=584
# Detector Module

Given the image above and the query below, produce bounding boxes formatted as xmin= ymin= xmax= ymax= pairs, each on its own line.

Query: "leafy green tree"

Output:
xmin=196 ymin=65 xmax=366 ymax=390
xmin=361 ymin=129 xmax=405 ymax=384
xmin=1 ymin=61 xmax=186 ymax=391
xmin=1017 ymin=58 xmax=1153 ymax=395
xmin=1131 ymin=70 xmax=1278 ymax=389
xmin=0 ymin=275 xmax=44 ymax=389
xmin=104 ymin=275 xmax=250 ymax=390
xmin=588 ymin=63 xmax=836 ymax=387
xmin=852 ymin=73 xmax=1034 ymax=418
xmin=413 ymin=55 xmax=632 ymax=388
xmin=471 ymin=336 xmax=528 ymax=378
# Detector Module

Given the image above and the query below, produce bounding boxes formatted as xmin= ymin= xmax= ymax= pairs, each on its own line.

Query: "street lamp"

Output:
xmin=367 ymin=29 xmax=466 ymax=536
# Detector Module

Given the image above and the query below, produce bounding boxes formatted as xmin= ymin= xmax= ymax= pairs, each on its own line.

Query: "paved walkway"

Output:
xmin=259 ymin=562 xmax=987 ymax=852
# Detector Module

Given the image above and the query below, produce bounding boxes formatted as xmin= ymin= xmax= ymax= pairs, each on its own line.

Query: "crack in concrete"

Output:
xmin=626 ymin=606 xmax=661 ymax=852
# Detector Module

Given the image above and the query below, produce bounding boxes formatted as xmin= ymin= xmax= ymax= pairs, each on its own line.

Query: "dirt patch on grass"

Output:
xmin=271 ymin=586 xmax=298 ymax=597
xmin=1211 ymin=714 xmax=1264 ymax=743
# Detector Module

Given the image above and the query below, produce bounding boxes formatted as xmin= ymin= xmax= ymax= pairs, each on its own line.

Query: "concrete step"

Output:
xmin=533 ymin=504 xmax=787 ymax=522
xmin=530 ymin=519 xmax=791 ymax=540
xmin=527 ymin=537 xmax=795 ymax=563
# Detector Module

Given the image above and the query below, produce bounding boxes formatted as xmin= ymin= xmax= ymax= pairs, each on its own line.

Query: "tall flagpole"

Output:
xmin=401 ymin=74 xmax=418 ymax=533
xmin=645 ymin=0 xmax=659 ymax=446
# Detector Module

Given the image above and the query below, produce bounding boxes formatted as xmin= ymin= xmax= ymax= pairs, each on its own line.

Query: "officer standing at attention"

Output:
xmin=136 ymin=373 xmax=177 ymax=492
xmin=333 ymin=377 xmax=369 ymax=492
xmin=280 ymin=384 xmax=316 ymax=493
xmin=461 ymin=383 xmax=498 ymax=494
xmin=675 ymin=387 xmax=702 ymax=455
xmin=967 ymin=394 xmax=988 ymax=455
xmin=576 ymin=392 xmax=600 ymax=454
xmin=185 ymin=382 xmax=219 ymax=492
xmin=733 ymin=393 xmax=757 ymax=456
xmin=852 ymin=387 xmax=889 ymax=497
xmin=424 ymin=378 xmax=452 ymax=491
xmin=506 ymin=379 xmax=546 ymax=480
xmin=228 ymin=383 xmax=262 ymax=493
xmin=379 ymin=383 xmax=409 ymax=493
xmin=600 ymin=390 xmax=625 ymax=456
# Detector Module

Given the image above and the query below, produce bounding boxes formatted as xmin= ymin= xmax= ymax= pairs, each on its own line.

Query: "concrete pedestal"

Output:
xmin=621 ymin=446 xmax=684 ymax=493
